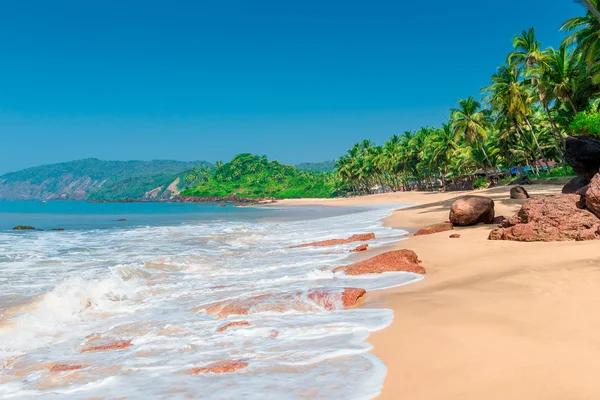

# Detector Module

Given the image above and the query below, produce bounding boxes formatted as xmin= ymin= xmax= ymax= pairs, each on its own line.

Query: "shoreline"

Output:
xmin=277 ymin=185 xmax=600 ymax=399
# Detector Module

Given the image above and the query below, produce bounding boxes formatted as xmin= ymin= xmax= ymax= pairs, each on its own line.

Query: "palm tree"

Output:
xmin=576 ymin=0 xmax=600 ymax=22
xmin=544 ymin=44 xmax=580 ymax=113
xmin=508 ymin=28 xmax=546 ymax=70
xmin=562 ymin=9 xmax=600 ymax=84
xmin=451 ymin=96 xmax=495 ymax=169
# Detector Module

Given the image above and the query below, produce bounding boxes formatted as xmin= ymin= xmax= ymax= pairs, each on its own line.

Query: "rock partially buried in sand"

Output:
xmin=351 ymin=244 xmax=369 ymax=252
xmin=189 ymin=360 xmax=248 ymax=374
xmin=489 ymin=195 xmax=600 ymax=242
xmin=449 ymin=234 xmax=461 ymax=239
xmin=49 ymin=364 xmax=85 ymax=372
xmin=202 ymin=288 xmax=367 ymax=318
xmin=413 ymin=222 xmax=453 ymax=236
xmin=333 ymin=250 xmax=426 ymax=275
xmin=13 ymin=225 xmax=35 ymax=230
xmin=293 ymin=233 xmax=375 ymax=248
xmin=510 ymin=186 xmax=530 ymax=199
xmin=216 ymin=320 xmax=250 ymax=333
xmin=449 ymin=196 xmax=495 ymax=226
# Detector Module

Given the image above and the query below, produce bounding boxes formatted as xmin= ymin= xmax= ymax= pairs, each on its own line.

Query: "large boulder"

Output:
xmin=333 ymin=250 xmax=426 ymax=275
xmin=562 ymin=175 xmax=590 ymax=194
xmin=510 ymin=186 xmax=530 ymax=199
xmin=489 ymin=195 xmax=600 ymax=242
xmin=579 ymin=173 xmax=600 ymax=218
xmin=565 ymin=136 xmax=600 ymax=179
xmin=413 ymin=222 xmax=453 ymax=236
xmin=449 ymin=196 xmax=495 ymax=226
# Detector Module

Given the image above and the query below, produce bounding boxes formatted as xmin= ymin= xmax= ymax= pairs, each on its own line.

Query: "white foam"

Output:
xmin=0 ymin=204 xmax=416 ymax=399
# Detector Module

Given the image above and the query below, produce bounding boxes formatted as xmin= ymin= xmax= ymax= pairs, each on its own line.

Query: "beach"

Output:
xmin=277 ymin=185 xmax=600 ymax=399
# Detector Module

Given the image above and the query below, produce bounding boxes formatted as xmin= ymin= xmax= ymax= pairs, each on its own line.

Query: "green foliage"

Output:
xmin=181 ymin=154 xmax=336 ymax=199
xmin=295 ymin=161 xmax=335 ymax=172
xmin=570 ymin=111 xmax=600 ymax=139
xmin=473 ymin=177 xmax=488 ymax=189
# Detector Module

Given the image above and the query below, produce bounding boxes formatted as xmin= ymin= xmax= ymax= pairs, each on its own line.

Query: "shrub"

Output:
xmin=570 ymin=111 xmax=600 ymax=140
xmin=473 ymin=177 xmax=487 ymax=189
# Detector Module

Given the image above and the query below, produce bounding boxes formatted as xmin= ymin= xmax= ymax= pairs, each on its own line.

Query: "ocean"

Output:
xmin=0 ymin=201 xmax=419 ymax=399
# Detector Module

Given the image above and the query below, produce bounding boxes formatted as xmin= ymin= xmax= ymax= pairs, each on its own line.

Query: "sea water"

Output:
xmin=0 ymin=201 xmax=420 ymax=399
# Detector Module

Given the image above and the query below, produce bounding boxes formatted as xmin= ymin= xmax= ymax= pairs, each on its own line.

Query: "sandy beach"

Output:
xmin=277 ymin=185 xmax=600 ymax=399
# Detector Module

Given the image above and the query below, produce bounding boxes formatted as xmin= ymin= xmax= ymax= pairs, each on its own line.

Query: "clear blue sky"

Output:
xmin=0 ymin=0 xmax=583 ymax=174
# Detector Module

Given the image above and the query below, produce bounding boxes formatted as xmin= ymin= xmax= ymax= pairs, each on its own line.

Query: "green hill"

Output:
xmin=295 ymin=161 xmax=335 ymax=172
xmin=182 ymin=154 xmax=336 ymax=199
xmin=0 ymin=158 xmax=211 ymax=200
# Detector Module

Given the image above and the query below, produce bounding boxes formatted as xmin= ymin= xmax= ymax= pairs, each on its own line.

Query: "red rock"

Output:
xmin=449 ymin=196 xmax=495 ymax=226
xmin=449 ymin=234 xmax=461 ymax=239
xmin=189 ymin=360 xmax=248 ymax=374
xmin=491 ymin=215 xmax=506 ymax=224
xmin=269 ymin=330 xmax=279 ymax=338
xmin=350 ymin=244 xmax=369 ymax=252
xmin=413 ymin=222 xmax=453 ymax=236
xmin=293 ymin=233 xmax=375 ymax=248
xmin=203 ymin=288 xmax=366 ymax=318
xmin=81 ymin=340 xmax=132 ymax=353
xmin=216 ymin=320 xmax=250 ymax=333
xmin=333 ymin=250 xmax=426 ymax=275
xmin=49 ymin=364 xmax=84 ymax=372
xmin=581 ymin=173 xmax=600 ymax=218
xmin=489 ymin=195 xmax=600 ymax=242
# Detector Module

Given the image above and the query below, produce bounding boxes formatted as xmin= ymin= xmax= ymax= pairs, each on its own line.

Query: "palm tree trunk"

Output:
xmin=522 ymin=113 xmax=551 ymax=171
xmin=567 ymin=96 xmax=578 ymax=114
xmin=582 ymin=0 xmax=600 ymax=22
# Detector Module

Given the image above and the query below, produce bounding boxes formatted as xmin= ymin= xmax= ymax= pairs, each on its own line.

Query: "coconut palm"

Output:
xmin=451 ymin=97 xmax=495 ymax=169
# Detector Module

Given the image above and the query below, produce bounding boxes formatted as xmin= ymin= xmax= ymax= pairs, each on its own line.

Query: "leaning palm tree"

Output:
xmin=451 ymin=96 xmax=495 ymax=169
xmin=562 ymin=8 xmax=600 ymax=84
xmin=575 ymin=0 xmax=600 ymax=22
xmin=544 ymin=44 xmax=580 ymax=113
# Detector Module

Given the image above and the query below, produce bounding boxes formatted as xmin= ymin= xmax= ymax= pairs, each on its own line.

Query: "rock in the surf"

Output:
xmin=510 ymin=186 xmax=530 ymax=199
xmin=292 ymin=233 xmax=375 ymax=248
xmin=449 ymin=195 xmax=495 ymax=226
xmin=489 ymin=195 xmax=600 ymax=242
xmin=216 ymin=320 xmax=250 ymax=333
xmin=13 ymin=225 xmax=35 ymax=230
xmin=350 ymin=244 xmax=369 ymax=252
xmin=333 ymin=250 xmax=426 ymax=275
xmin=189 ymin=360 xmax=248 ymax=374
xmin=413 ymin=222 xmax=453 ymax=236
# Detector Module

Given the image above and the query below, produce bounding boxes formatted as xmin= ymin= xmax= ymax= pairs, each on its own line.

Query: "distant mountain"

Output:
xmin=0 ymin=158 xmax=211 ymax=201
xmin=295 ymin=161 xmax=335 ymax=172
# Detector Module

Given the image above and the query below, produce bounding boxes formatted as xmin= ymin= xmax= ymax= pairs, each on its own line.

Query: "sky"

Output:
xmin=0 ymin=0 xmax=584 ymax=174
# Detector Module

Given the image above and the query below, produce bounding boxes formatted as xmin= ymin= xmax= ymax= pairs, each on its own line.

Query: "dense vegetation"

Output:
xmin=181 ymin=154 xmax=337 ymax=199
xmin=336 ymin=3 xmax=600 ymax=194
xmin=0 ymin=159 xmax=209 ymax=200
xmin=295 ymin=161 xmax=336 ymax=173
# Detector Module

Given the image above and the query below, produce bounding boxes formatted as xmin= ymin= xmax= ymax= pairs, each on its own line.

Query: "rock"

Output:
xmin=489 ymin=195 xmax=600 ymax=242
xmin=449 ymin=234 xmax=461 ymax=239
xmin=12 ymin=225 xmax=35 ymax=230
xmin=449 ymin=196 xmax=495 ymax=226
xmin=189 ymin=360 xmax=248 ymax=374
xmin=216 ymin=320 xmax=250 ymax=333
xmin=49 ymin=364 xmax=84 ymax=372
xmin=116 ymin=219 xmax=127 ymax=222
xmin=350 ymin=244 xmax=369 ymax=252
xmin=51 ymin=228 xmax=65 ymax=231
xmin=581 ymin=173 xmax=600 ymax=218
xmin=492 ymin=216 xmax=506 ymax=225
xmin=565 ymin=136 xmax=600 ymax=179
xmin=510 ymin=186 xmax=530 ymax=199
xmin=202 ymin=288 xmax=367 ymax=318
xmin=293 ymin=233 xmax=375 ymax=248
xmin=562 ymin=175 xmax=590 ymax=194
xmin=333 ymin=250 xmax=426 ymax=275
xmin=81 ymin=339 xmax=132 ymax=353
xmin=414 ymin=222 xmax=453 ymax=236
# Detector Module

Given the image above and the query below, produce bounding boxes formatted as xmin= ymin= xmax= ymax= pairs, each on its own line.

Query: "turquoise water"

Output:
xmin=0 ymin=201 xmax=365 ymax=231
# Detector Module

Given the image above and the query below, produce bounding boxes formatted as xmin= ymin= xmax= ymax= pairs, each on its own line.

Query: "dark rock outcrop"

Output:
xmin=489 ymin=195 xmax=600 ymax=242
xmin=333 ymin=250 xmax=426 ymax=275
xmin=413 ymin=222 xmax=454 ymax=236
xmin=293 ymin=233 xmax=375 ymax=248
xmin=562 ymin=175 xmax=590 ymax=194
xmin=13 ymin=225 xmax=35 ymax=230
xmin=565 ymin=136 xmax=600 ymax=179
xmin=449 ymin=196 xmax=495 ymax=226
xmin=510 ymin=186 xmax=530 ymax=199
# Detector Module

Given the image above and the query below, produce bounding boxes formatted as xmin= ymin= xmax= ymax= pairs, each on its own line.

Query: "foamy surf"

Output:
xmin=0 ymin=204 xmax=417 ymax=399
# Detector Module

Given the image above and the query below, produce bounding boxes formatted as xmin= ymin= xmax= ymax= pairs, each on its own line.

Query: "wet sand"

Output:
xmin=278 ymin=185 xmax=600 ymax=399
